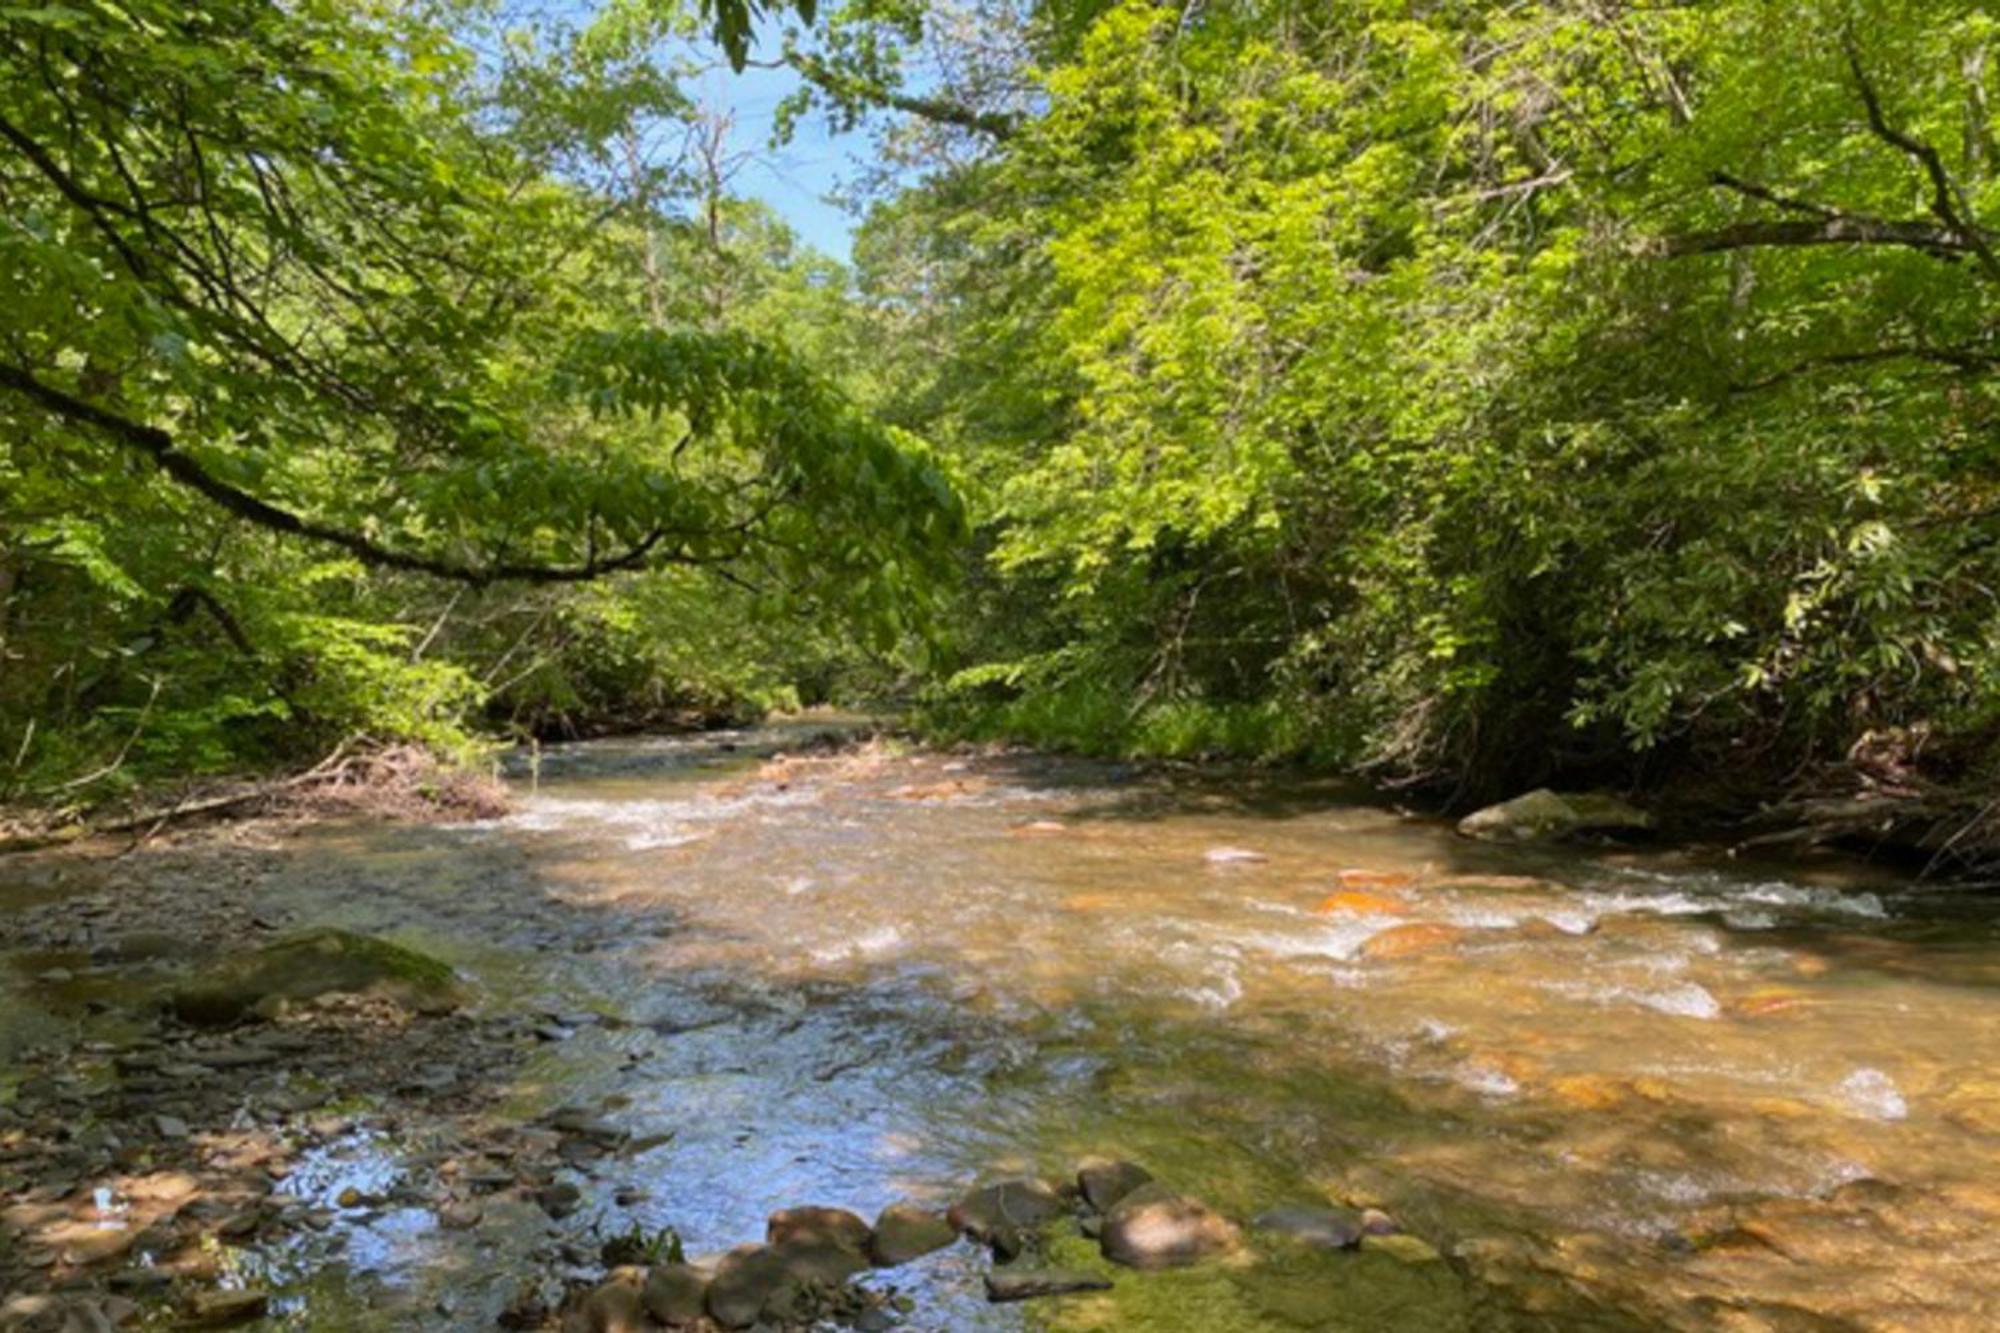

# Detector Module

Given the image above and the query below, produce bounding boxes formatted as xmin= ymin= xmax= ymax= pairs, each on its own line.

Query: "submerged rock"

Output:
xmin=868 ymin=1201 xmax=957 ymax=1266
xmin=536 ymin=1182 xmax=583 ymax=1220
xmin=1315 ymin=889 xmax=1405 ymax=916
xmin=1359 ymin=923 xmax=1464 ymax=960
xmin=1251 ymin=1203 xmax=1365 ymax=1250
xmin=103 ymin=931 xmax=190 ymax=963
xmin=1236 ymin=1241 xmax=1477 ymax=1331
xmin=169 ymin=928 xmax=462 ymax=1026
xmin=1203 ymin=847 xmax=1268 ymax=865
xmin=1100 ymin=1182 xmax=1241 ymax=1269
xmin=985 ymin=1269 xmax=1114 ymax=1302
xmin=1457 ymin=789 xmax=1652 ymax=843
xmin=948 ymin=1178 xmax=1067 ymax=1241
xmin=1076 ymin=1158 xmax=1153 ymax=1213
xmin=184 ymin=1289 xmax=271 ymax=1326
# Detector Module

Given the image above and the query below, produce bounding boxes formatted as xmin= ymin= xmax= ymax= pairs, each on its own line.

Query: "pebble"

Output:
xmin=438 ymin=1200 xmax=483 ymax=1230
xmin=536 ymin=1181 xmax=583 ymax=1220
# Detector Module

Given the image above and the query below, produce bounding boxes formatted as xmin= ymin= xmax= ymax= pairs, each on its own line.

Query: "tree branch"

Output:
xmin=1844 ymin=35 xmax=2000 ymax=282
xmin=782 ymin=52 xmax=1020 ymax=140
xmin=1728 ymin=344 xmax=2000 ymax=393
xmin=1658 ymin=215 xmax=1987 ymax=260
xmin=0 ymin=363 xmax=678 ymax=587
xmin=1707 ymin=170 xmax=1838 ymax=218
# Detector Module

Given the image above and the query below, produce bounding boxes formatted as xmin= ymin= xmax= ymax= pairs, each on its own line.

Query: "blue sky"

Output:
xmin=688 ymin=43 xmax=867 ymax=261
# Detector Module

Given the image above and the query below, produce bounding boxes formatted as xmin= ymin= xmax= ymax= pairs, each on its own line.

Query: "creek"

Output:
xmin=4 ymin=721 xmax=1997 ymax=1330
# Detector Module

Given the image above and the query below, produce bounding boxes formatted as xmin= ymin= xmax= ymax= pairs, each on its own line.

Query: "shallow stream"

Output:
xmin=6 ymin=722 xmax=1999 ymax=1329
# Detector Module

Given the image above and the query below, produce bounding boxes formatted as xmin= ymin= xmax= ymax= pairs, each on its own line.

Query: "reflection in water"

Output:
xmin=8 ymin=721 xmax=2000 ymax=1329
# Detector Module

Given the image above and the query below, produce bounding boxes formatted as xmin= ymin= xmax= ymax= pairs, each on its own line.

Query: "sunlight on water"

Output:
xmin=26 ymin=723 xmax=1993 ymax=1330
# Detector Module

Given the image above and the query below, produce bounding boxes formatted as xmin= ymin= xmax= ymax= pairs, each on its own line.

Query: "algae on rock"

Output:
xmin=170 ymin=928 xmax=464 ymax=1025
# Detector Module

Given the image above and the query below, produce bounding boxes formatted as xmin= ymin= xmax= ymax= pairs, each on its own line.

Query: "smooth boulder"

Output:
xmin=1251 ymin=1204 xmax=1364 ymax=1250
xmin=1076 ymin=1159 xmax=1153 ymax=1214
xmin=704 ymin=1247 xmax=793 ymax=1330
xmin=704 ymin=1241 xmax=868 ymax=1329
xmin=1456 ymin=789 xmax=1652 ymax=843
xmin=948 ymin=1178 xmax=1067 ymax=1242
xmin=575 ymin=1275 xmax=647 ymax=1333
xmin=767 ymin=1205 xmax=870 ymax=1255
xmin=640 ymin=1264 xmax=708 ymax=1326
xmin=868 ymin=1201 xmax=957 ymax=1266
xmin=1100 ymin=1182 xmax=1241 ymax=1269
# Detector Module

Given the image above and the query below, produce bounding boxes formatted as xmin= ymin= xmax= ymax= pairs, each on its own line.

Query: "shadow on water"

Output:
xmin=5 ymin=723 xmax=1999 ymax=1330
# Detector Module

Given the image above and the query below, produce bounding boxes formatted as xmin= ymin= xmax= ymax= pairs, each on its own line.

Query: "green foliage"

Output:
xmin=848 ymin=0 xmax=2000 ymax=797
xmin=8 ymin=0 xmax=1999 ymax=813
xmin=0 ymin=0 xmax=961 ymax=803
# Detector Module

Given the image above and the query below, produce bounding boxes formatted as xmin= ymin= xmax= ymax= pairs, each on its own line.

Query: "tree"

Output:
xmin=0 ymin=0 xmax=962 ymax=796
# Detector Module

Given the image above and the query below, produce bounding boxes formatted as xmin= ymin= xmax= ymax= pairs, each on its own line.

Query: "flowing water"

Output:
xmin=6 ymin=721 xmax=2000 ymax=1330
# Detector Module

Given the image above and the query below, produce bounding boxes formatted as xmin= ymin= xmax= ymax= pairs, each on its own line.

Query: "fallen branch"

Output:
xmin=0 ymin=739 xmax=507 ymax=856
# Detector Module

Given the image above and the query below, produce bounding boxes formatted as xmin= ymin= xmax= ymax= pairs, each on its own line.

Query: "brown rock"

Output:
xmin=948 ymin=1178 xmax=1066 ymax=1241
xmin=1100 ymin=1183 xmax=1240 ymax=1269
xmin=704 ymin=1247 xmax=787 ymax=1328
xmin=641 ymin=1263 xmax=708 ymax=1326
xmin=868 ymin=1201 xmax=957 ymax=1266
xmin=1360 ymin=923 xmax=1465 ymax=960
xmin=704 ymin=1241 xmax=868 ymax=1329
xmin=579 ymin=1277 xmax=647 ymax=1333
xmin=1076 ymin=1159 xmax=1153 ymax=1213
xmin=766 ymin=1204 xmax=871 ymax=1254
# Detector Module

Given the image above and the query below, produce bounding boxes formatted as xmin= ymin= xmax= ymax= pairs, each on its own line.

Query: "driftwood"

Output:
xmin=0 ymin=741 xmax=507 ymax=857
xmin=1734 ymin=788 xmax=1997 ymax=875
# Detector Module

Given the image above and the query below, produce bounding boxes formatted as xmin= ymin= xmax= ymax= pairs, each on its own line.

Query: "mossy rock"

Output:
xmin=1029 ymin=1228 xmax=1479 ymax=1332
xmin=1457 ymin=789 xmax=1652 ymax=843
xmin=170 ymin=928 xmax=464 ymax=1026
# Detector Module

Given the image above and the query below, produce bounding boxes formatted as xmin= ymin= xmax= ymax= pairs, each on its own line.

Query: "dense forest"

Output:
xmin=4 ymin=0 xmax=1997 ymax=846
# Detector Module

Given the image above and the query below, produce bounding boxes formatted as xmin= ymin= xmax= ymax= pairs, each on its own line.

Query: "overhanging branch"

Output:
xmin=0 ymin=363 xmax=677 ymax=586
xmin=1658 ymin=215 xmax=1985 ymax=260
xmin=1844 ymin=34 xmax=2000 ymax=282
xmin=783 ymin=52 xmax=1020 ymax=139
